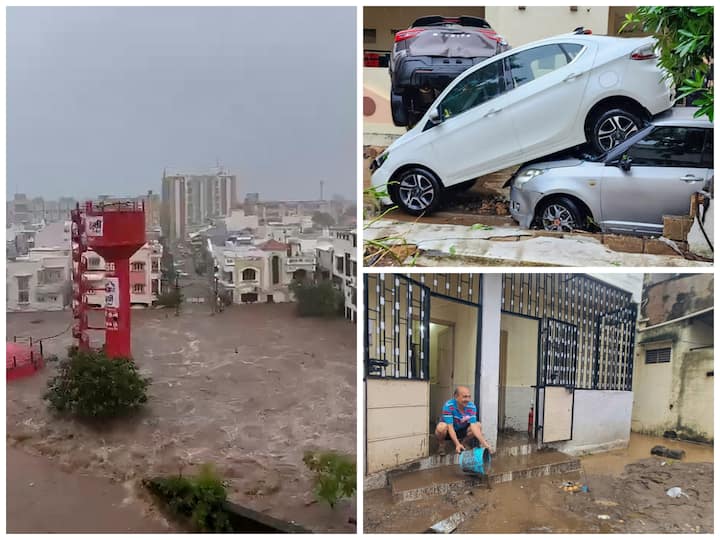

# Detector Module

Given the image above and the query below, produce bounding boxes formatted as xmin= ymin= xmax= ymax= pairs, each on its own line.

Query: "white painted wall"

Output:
xmin=366 ymin=379 xmax=430 ymax=474
xmin=485 ymin=6 xmax=610 ymax=46
xmin=551 ymin=389 xmax=633 ymax=455
xmin=480 ymin=275 xmax=502 ymax=450
xmin=500 ymin=313 xmax=538 ymax=431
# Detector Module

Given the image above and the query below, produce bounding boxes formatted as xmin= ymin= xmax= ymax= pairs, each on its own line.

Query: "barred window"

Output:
xmin=645 ymin=347 xmax=671 ymax=364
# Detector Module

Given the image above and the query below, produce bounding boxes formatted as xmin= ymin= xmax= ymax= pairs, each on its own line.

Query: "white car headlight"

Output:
xmin=513 ymin=168 xmax=545 ymax=188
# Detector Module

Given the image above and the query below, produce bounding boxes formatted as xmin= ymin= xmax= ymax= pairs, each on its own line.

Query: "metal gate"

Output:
xmin=540 ymin=318 xmax=579 ymax=387
xmin=539 ymin=318 xmax=578 ymax=443
xmin=593 ymin=304 xmax=638 ymax=391
xmin=364 ymin=274 xmax=431 ymax=380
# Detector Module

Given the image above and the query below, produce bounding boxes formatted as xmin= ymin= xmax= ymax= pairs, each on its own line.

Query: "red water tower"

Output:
xmin=74 ymin=201 xmax=146 ymax=358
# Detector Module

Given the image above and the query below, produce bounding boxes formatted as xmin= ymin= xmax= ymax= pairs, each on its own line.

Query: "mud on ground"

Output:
xmin=364 ymin=457 xmax=713 ymax=533
xmin=7 ymin=304 xmax=356 ymax=532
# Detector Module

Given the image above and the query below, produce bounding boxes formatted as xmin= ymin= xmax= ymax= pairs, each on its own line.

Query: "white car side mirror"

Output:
xmin=428 ymin=107 xmax=442 ymax=125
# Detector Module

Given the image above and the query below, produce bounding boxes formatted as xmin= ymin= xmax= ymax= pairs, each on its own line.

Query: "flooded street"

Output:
xmin=7 ymin=304 xmax=356 ymax=532
xmin=7 ymin=447 xmax=174 ymax=533
xmin=364 ymin=433 xmax=713 ymax=533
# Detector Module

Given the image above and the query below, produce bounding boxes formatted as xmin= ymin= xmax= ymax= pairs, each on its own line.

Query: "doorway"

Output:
xmin=499 ymin=313 xmax=539 ymax=434
xmin=427 ymin=295 xmax=478 ymax=443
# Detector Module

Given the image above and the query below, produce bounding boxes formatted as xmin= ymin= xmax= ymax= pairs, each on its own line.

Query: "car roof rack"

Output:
xmin=411 ymin=16 xmax=491 ymax=29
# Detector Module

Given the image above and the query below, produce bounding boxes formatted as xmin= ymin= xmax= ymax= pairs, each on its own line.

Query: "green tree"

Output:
xmin=290 ymin=279 xmax=344 ymax=317
xmin=622 ymin=6 xmax=713 ymax=120
xmin=312 ymin=211 xmax=336 ymax=228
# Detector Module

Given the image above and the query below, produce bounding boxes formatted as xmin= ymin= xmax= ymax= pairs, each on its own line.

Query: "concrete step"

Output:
xmin=389 ymin=450 xmax=581 ymax=503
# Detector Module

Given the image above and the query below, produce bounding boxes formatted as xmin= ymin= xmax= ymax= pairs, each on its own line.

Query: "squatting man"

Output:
xmin=436 ymin=386 xmax=494 ymax=455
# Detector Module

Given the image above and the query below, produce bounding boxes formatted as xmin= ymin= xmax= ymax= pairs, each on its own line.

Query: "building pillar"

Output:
xmin=479 ymin=274 xmax=502 ymax=450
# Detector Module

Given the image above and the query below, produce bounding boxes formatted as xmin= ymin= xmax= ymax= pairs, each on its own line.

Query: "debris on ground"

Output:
xmin=666 ymin=487 xmax=689 ymax=499
xmin=426 ymin=511 xmax=468 ymax=534
xmin=651 ymin=445 xmax=686 ymax=460
xmin=365 ymin=457 xmax=713 ymax=533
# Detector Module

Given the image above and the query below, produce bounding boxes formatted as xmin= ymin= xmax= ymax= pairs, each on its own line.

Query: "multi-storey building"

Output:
xmin=316 ymin=228 xmax=357 ymax=322
xmin=162 ymin=168 xmax=237 ymax=242
xmin=6 ymin=247 xmax=71 ymax=311
xmin=84 ymin=241 xmax=164 ymax=307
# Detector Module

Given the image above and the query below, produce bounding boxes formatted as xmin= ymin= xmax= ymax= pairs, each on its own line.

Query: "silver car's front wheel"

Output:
xmin=538 ymin=197 xmax=585 ymax=232
xmin=395 ymin=168 xmax=442 ymax=216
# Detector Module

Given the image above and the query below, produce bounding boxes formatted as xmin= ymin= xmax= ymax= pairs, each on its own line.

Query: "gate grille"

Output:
xmin=502 ymin=274 xmax=637 ymax=391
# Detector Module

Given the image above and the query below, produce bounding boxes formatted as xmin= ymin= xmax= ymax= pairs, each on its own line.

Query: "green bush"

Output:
xmin=622 ymin=6 xmax=713 ymax=120
xmin=44 ymin=349 xmax=150 ymax=419
xmin=144 ymin=464 xmax=233 ymax=533
xmin=303 ymin=451 xmax=356 ymax=508
xmin=290 ymin=280 xmax=344 ymax=317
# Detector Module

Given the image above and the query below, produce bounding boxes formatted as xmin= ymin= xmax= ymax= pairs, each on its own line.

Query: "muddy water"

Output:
xmin=581 ymin=432 xmax=713 ymax=475
xmin=365 ymin=433 xmax=714 ymax=533
xmin=7 ymin=305 xmax=356 ymax=532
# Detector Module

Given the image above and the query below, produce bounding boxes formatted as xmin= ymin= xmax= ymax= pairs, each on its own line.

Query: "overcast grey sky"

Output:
xmin=7 ymin=7 xmax=356 ymax=202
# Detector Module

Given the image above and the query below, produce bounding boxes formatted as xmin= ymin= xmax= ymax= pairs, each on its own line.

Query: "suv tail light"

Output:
xmin=631 ymin=44 xmax=657 ymax=60
xmin=394 ymin=28 xmax=424 ymax=43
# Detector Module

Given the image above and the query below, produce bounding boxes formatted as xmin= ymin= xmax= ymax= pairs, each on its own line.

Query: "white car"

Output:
xmin=370 ymin=31 xmax=674 ymax=215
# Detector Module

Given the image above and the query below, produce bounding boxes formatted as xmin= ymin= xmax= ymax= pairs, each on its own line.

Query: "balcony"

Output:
xmin=236 ymin=280 xmax=259 ymax=294
xmin=35 ymin=282 xmax=64 ymax=294
xmin=286 ymin=256 xmax=316 ymax=273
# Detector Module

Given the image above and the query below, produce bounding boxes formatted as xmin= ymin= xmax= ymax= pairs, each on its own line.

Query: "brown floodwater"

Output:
xmin=581 ymin=432 xmax=713 ymax=475
xmin=7 ymin=304 xmax=356 ymax=532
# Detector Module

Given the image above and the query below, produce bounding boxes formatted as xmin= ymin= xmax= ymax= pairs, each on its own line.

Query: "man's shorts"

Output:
xmin=455 ymin=426 xmax=469 ymax=441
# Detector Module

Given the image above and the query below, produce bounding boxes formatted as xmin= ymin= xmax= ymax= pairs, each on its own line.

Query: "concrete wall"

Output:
xmin=480 ymin=274 xmax=502 ymax=450
xmin=485 ymin=6 xmax=609 ymax=47
xmin=552 ymin=389 xmax=633 ymax=455
xmin=366 ymin=379 xmax=430 ymax=474
xmin=633 ymin=315 xmax=714 ymax=442
xmin=500 ymin=313 xmax=538 ymax=431
xmin=641 ymin=274 xmax=713 ymax=325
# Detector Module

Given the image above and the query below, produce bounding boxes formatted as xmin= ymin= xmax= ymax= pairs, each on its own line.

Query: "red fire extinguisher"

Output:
xmin=528 ymin=404 xmax=534 ymax=438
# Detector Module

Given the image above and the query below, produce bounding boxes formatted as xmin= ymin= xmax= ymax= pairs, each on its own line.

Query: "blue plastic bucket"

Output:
xmin=459 ymin=447 xmax=491 ymax=475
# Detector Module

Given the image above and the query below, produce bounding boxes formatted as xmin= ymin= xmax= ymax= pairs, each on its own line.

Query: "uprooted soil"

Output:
xmin=364 ymin=456 xmax=713 ymax=533
xmin=7 ymin=305 xmax=356 ymax=532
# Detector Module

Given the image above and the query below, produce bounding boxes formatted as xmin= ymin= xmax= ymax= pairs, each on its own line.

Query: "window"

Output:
xmin=272 ymin=256 xmax=280 ymax=285
xmin=335 ymin=255 xmax=344 ymax=273
xmin=441 ymin=60 xmax=505 ymax=119
xmin=38 ymin=268 xmax=63 ymax=284
xmin=702 ymin=128 xmax=714 ymax=168
xmin=344 ymin=254 xmax=351 ymax=277
xmin=88 ymin=257 xmax=102 ymax=269
xmin=151 ymin=279 xmax=159 ymax=294
xmin=242 ymin=268 xmax=257 ymax=281
xmin=627 ymin=127 xmax=706 ymax=167
xmin=151 ymin=259 xmax=160 ymax=273
xmin=131 ymin=262 xmax=146 ymax=272
xmin=645 ymin=347 xmax=671 ymax=364
xmin=363 ymin=28 xmax=376 ymax=44
xmin=507 ymin=43 xmax=582 ymax=89
xmin=133 ymin=284 xmax=145 ymax=294
xmin=18 ymin=291 xmax=29 ymax=303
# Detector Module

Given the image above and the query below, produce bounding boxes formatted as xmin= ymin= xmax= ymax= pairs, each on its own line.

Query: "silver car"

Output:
xmin=509 ymin=107 xmax=713 ymax=235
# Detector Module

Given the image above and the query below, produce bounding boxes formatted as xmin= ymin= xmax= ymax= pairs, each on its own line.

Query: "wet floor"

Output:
xmin=365 ymin=433 xmax=713 ymax=533
xmin=7 ymin=304 xmax=356 ymax=532
xmin=581 ymin=432 xmax=713 ymax=475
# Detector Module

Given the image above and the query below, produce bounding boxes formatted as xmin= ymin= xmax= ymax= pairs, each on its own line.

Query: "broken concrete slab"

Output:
xmin=365 ymin=219 xmax=712 ymax=267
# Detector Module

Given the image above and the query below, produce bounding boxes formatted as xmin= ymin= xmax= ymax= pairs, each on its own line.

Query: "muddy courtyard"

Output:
xmin=7 ymin=304 xmax=356 ymax=532
xmin=364 ymin=434 xmax=713 ymax=533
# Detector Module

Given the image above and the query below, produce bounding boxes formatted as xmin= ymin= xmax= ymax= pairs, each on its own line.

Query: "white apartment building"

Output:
xmin=212 ymin=238 xmax=316 ymax=305
xmin=84 ymin=241 xmax=163 ymax=307
xmin=316 ymin=229 xmax=357 ymax=322
xmin=7 ymin=247 xmax=71 ymax=311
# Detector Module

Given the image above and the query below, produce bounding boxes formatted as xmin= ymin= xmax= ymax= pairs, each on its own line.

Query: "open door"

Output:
xmin=539 ymin=318 xmax=578 ymax=444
